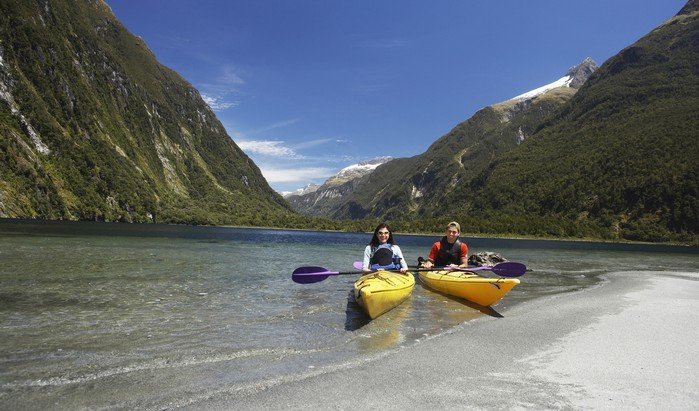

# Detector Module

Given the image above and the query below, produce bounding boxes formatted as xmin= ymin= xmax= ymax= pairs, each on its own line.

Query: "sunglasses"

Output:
xmin=377 ymin=231 xmax=390 ymax=235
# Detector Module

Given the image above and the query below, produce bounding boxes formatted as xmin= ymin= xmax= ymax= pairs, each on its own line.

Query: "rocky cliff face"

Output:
xmin=568 ymin=57 xmax=599 ymax=88
xmin=0 ymin=0 xmax=293 ymax=225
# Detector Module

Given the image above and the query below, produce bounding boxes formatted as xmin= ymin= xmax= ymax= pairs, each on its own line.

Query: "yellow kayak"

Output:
xmin=354 ymin=271 xmax=415 ymax=319
xmin=418 ymin=270 xmax=519 ymax=306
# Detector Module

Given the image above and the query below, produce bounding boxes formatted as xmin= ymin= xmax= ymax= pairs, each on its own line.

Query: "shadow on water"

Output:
xmin=416 ymin=281 xmax=504 ymax=318
xmin=458 ymin=298 xmax=504 ymax=318
xmin=344 ymin=291 xmax=370 ymax=331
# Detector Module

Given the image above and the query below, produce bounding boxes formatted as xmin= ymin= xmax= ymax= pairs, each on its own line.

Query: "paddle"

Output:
xmin=353 ymin=261 xmax=527 ymax=277
xmin=459 ymin=262 xmax=527 ymax=277
xmin=292 ymin=266 xmax=412 ymax=284
xmin=293 ymin=261 xmax=527 ymax=284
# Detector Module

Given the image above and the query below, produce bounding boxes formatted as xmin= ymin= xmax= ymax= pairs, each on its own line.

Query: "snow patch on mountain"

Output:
xmin=324 ymin=156 xmax=393 ymax=186
xmin=281 ymin=183 xmax=320 ymax=198
xmin=336 ymin=157 xmax=392 ymax=178
xmin=509 ymin=75 xmax=573 ymax=101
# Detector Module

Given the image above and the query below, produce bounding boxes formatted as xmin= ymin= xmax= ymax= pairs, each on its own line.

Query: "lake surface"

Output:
xmin=1 ymin=219 xmax=697 ymax=409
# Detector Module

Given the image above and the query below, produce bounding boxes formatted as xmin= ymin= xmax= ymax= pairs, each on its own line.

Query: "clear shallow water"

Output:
xmin=1 ymin=220 xmax=697 ymax=409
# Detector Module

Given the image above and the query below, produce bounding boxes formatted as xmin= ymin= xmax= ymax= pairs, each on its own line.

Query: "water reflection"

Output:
xmin=352 ymin=298 xmax=412 ymax=353
xmin=344 ymin=291 xmax=370 ymax=330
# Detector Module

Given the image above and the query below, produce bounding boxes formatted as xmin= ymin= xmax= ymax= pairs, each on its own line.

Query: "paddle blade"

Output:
xmin=490 ymin=262 xmax=527 ymax=277
xmin=292 ymin=273 xmax=330 ymax=284
xmin=291 ymin=266 xmax=335 ymax=284
xmin=353 ymin=261 xmax=363 ymax=270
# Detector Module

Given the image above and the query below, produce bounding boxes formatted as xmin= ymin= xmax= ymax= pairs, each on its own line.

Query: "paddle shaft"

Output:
xmin=293 ymin=266 xmax=426 ymax=284
xmin=360 ymin=261 xmax=527 ymax=277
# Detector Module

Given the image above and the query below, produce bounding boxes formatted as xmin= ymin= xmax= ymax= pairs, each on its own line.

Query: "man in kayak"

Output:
xmin=362 ymin=223 xmax=409 ymax=273
xmin=420 ymin=221 xmax=469 ymax=268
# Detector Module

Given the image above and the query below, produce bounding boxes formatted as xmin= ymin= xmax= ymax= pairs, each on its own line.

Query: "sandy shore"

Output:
xmin=198 ymin=271 xmax=699 ymax=410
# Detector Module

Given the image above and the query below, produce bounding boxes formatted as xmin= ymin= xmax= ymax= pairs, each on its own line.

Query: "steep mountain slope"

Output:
xmin=328 ymin=58 xmax=597 ymax=220
xmin=0 ymin=0 xmax=293 ymax=225
xmin=459 ymin=2 xmax=699 ymax=241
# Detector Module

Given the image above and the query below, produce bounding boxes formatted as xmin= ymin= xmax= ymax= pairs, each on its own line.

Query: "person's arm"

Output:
xmin=458 ymin=242 xmax=469 ymax=267
xmin=362 ymin=245 xmax=372 ymax=272
xmin=423 ymin=242 xmax=439 ymax=268
xmin=393 ymin=246 xmax=408 ymax=272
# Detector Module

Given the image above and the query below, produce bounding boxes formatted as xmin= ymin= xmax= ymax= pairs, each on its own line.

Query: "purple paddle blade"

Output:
xmin=487 ymin=262 xmax=527 ymax=277
xmin=291 ymin=266 xmax=336 ymax=284
xmin=292 ymin=266 xmax=330 ymax=275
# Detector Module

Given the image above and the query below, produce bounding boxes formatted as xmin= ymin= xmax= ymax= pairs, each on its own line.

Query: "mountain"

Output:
xmin=282 ymin=184 xmax=321 ymax=198
xmin=455 ymin=1 xmax=699 ymax=242
xmin=285 ymin=157 xmax=393 ymax=216
xmin=0 ymin=0 xmax=293 ymax=225
xmin=322 ymin=58 xmax=597 ymax=220
xmin=287 ymin=1 xmax=698 ymax=244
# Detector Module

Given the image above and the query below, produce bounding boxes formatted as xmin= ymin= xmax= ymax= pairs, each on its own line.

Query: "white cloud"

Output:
xmin=260 ymin=166 xmax=335 ymax=183
xmin=249 ymin=119 xmax=300 ymax=134
xmin=236 ymin=136 xmax=342 ymax=158
xmin=201 ymin=94 xmax=238 ymax=111
xmin=197 ymin=66 xmax=245 ymax=111
xmin=237 ymin=140 xmax=301 ymax=158
xmin=221 ymin=67 xmax=245 ymax=85
xmin=293 ymin=138 xmax=335 ymax=149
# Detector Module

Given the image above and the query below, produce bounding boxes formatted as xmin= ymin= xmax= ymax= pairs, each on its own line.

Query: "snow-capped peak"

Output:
xmin=509 ymin=75 xmax=573 ymax=101
xmin=336 ymin=156 xmax=392 ymax=177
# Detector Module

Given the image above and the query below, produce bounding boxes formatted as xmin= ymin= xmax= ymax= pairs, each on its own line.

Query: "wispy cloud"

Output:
xmin=197 ymin=65 xmax=246 ymax=112
xmin=260 ymin=166 xmax=335 ymax=183
xmin=249 ymin=119 xmax=300 ymax=135
xmin=202 ymin=94 xmax=239 ymax=110
xmin=237 ymin=140 xmax=302 ymax=158
xmin=293 ymin=138 xmax=336 ymax=150
xmin=220 ymin=67 xmax=245 ymax=85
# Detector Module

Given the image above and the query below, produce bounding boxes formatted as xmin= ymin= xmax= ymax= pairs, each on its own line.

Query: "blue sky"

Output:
xmin=105 ymin=0 xmax=686 ymax=193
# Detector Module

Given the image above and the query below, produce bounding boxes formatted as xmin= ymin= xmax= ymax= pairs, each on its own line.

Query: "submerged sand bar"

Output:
xmin=203 ymin=271 xmax=699 ymax=409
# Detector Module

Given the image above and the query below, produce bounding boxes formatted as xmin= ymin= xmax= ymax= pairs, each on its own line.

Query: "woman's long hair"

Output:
xmin=369 ymin=223 xmax=396 ymax=247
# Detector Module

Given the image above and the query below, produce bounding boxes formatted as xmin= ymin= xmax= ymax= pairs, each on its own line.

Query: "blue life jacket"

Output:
xmin=369 ymin=243 xmax=402 ymax=270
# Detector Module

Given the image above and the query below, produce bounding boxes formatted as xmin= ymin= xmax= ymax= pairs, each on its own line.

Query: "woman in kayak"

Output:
xmin=362 ymin=223 xmax=409 ymax=273
xmin=420 ymin=221 xmax=469 ymax=268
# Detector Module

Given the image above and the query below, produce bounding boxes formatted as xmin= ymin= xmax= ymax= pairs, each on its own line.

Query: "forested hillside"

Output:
xmin=304 ymin=59 xmax=597 ymax=222
xmin=450 ymin=2 xmax=698 ymax=243
xmin=287 ymin=2 xmax=698 ymax=244
xmin=0 ymin=0 xmax=295 ymax=225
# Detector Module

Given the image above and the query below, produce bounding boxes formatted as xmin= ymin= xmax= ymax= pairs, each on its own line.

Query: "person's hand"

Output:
xmin=422 ymin=260 xmax=433 ymax=268
xmin=399 ymin=267 xmax=408 ymax=273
